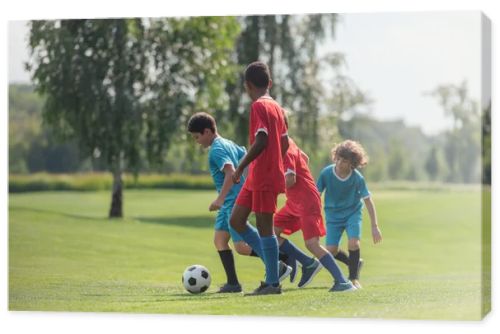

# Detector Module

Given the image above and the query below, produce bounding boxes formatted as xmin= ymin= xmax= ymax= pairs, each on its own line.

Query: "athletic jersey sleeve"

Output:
xmin=316 ymin=168 xmax=326 ymax=193
xmin=357 ymin=173 xmax=370 ymax=199
xmin=252 ymin=103 xmax=270 ymax=136
xmin=237 ymin=145 xmax=247 ymax=161
xmin=209 ymin=146 xmax=233 ymax=172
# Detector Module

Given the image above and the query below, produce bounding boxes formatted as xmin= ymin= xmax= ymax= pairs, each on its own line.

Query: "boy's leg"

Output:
xmin=305 ymin=237 xmax=348 ymax=284
xmin=348 ymin=238 xmax=361 ymax=282
xmin=230 ymin=204 xmax=264 ymax=258
xmin=346 ymin=212 xmax=363 ymax=285
xmin=334 ymin=249 xmax=351 ymax=266
xmin=214 ymin=230 xmax=240 ymax=287
xmin=274 ymin=211 xmax=303 ymax=282
xmin=275 ymin=211 xmax=314 ymax=267
xmin=256 ymin=212 xmax=279 ymax=286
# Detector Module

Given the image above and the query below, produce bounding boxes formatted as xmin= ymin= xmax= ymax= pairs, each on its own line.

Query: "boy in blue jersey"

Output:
xmin=187 ymin=112 xmax=291 ymax=293
xmin=317 ymin=140 xmax=383 ymax=289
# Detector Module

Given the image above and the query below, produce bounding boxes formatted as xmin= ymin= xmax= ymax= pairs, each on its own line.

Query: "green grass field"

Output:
xmin=9 ymin=188 xmax=487 ymax=319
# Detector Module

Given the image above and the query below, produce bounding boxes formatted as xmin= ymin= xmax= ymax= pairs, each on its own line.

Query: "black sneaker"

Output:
xmin=244 ymin=282 xmax=282 ymax=296
xmin=217 ymin=283 xmax=242 ymax=293
xmin=297 ymin=259 xmax=322 ymax=288
xmin=278 ymin=261 xmax=293 ymax=283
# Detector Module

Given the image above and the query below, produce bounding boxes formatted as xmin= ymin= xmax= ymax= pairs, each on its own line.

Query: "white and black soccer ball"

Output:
xmin=182 ymin=264 xmax=211 ymax=294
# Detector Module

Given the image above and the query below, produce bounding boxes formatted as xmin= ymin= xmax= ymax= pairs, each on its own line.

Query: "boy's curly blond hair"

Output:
xmin=331 ymin=140 xmax=369 ymax=169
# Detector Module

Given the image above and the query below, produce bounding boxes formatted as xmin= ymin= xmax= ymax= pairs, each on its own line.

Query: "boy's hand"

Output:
xmin=209 ymin=198 xmax=224 ymax=211
xmin=232 ymin=167 xmax=243 ymax=184
xmin=285 ymin=173 xmax=296 ymax=188
xmin=372 ymin=225 xmax=382 ymax=244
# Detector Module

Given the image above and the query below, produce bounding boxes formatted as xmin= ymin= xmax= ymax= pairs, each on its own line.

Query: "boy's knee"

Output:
xmin=348 ymin=239 xmax=360 ymax=250
xmin=304 ymin=238 xmax=318 ymax=251
xmin=233 ymin=242 xmax=250 ymax=255
xmin=213 ymin=233 xmax=230 ymax=251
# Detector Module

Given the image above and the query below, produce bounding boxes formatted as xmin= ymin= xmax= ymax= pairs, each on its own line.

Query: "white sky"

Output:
xmin=333 ymin=12 xmax=481 ymax=135
xmin=8 ymin=12 xmax=483 ymax=136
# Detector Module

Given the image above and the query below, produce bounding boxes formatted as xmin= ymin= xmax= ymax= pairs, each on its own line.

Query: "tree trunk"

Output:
xmin=109 ymin=167 xmax=123 ymax=218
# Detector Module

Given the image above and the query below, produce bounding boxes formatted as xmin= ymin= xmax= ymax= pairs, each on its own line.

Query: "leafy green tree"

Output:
xmin=28 ymin=18 xmax=240 ymax=217
xmin=226 ymin=14 xmax=342 ymax=153
xmin=9 ymin=84 xmax=82 ymax=174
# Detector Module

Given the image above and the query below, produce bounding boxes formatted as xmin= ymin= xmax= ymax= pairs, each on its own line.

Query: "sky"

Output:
xmin=8 ymin=12 xmax=483 ymax=136
xmin=332 ymin=12 xmax=481 ymax=135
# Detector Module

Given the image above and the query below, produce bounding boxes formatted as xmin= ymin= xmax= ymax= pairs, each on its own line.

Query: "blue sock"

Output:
xmin=280 ymin=239 xmax=315 ymax=267
xmin=261 ymin=235 xmax=279 ymax=286
xmin=239 ymin=224 xmax=264 ymax=261
xmin=319 ymin=253 xmax=348 ymax=284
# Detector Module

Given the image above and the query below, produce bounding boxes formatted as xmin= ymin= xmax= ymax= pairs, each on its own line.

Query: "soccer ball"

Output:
xmin=182 ymin=264 xmax=211 ymax=294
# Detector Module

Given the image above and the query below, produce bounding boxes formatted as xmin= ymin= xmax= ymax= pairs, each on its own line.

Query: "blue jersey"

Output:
xmin=316 ymin=164 xmax=370 ymax=222
xmin=208 ymin=136 xmax=246 ymax=204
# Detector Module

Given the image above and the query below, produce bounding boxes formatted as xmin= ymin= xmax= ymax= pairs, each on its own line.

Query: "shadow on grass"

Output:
xmin=136 ymin=216 xmax=214 ymax=229
xmin=10 ymin=206 xmax=215 ymax=231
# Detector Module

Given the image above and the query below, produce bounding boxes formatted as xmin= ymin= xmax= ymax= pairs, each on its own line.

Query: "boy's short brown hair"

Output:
xmin=245 ymin=61 xmax=271 ymax=88
xmin=187 ymin=112 xmax=216 ymax=134
xmin=331 ymin=140 xmax=369 ymax=169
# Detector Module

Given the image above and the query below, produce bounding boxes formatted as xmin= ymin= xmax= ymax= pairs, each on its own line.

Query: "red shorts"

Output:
xmin=274 ymin=204 xmax=326 ymax=240
xmin=235 ymin=186 xmax=278 ymax=214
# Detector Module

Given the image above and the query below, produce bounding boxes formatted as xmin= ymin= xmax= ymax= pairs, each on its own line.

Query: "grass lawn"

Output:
xmin=8 ymin=188 xmax=487 ymax=320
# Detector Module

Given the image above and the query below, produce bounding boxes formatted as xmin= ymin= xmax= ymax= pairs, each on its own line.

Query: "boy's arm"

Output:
xmin=281 ymin=134 xmax=289 ymax=157
xmin=232 ymin=132 xmax=268 ymax=184
xmin=285 ymin=171 xmax=296 ymax=188
xmin=209 ymin=164 xmax=235 ymax=211
xmin=363 ymin=197 xmax=382 ymax=244
xmin=316 ymin=172 xmax=325 ymax=193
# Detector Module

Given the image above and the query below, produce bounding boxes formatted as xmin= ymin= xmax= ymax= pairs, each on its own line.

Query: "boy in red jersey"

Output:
xmin=274 ymin=133 xmax=356 ymax=292
xmin=230 ymin=61 xmax=289 ymax=296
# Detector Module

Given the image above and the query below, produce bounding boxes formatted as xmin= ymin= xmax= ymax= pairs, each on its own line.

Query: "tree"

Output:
xmin=226 ymin=14 xmax=343 ymax=153
xmin=482 ymin=102 xmax=491 ymax=185
xmin=28 ymin=18 xmax=240 ymax=217
xmin=427 ymin=81 xmax=481 ymax=183
xmin=387 ymin=140 xmax=407 ymax=180
xmin=425 ymin=146 xmax=440 ymax=181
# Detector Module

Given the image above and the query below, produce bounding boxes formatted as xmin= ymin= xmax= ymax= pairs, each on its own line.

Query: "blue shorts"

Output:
xmin=325 ymin=210 xmax=362 ymax=246
xmin=215 ymin=202 xmax=244 ymax=243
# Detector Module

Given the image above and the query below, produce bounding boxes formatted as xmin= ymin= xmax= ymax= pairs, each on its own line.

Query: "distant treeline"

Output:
xmin=9 ymin=83 xmax=488 ymax=184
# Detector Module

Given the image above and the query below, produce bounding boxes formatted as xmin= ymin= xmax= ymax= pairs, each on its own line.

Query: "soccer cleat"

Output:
xmin=217 ymin=283 xmax=242 ymax=293
xmin=244 ymin=281 xmax=282 ymax=296
xmin=329 ymin=281 xmax=357 ymax=292
xmin=278 ymin=261 xmax=293 ymax=283
xmin=351 ymin=280 xmax=362 ymax=289
xmin=298 ymin=259 xmax=322 ymax=288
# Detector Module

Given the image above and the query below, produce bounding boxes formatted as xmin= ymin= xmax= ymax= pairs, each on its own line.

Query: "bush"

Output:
xmin=9 ymin=173 xmax=213 ymax=192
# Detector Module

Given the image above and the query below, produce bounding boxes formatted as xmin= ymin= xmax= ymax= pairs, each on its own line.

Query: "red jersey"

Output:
xmin=283 ymin=138 xmax=322 ymax=216
xmin=245 ymin=96 xmax=287 ymax=193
